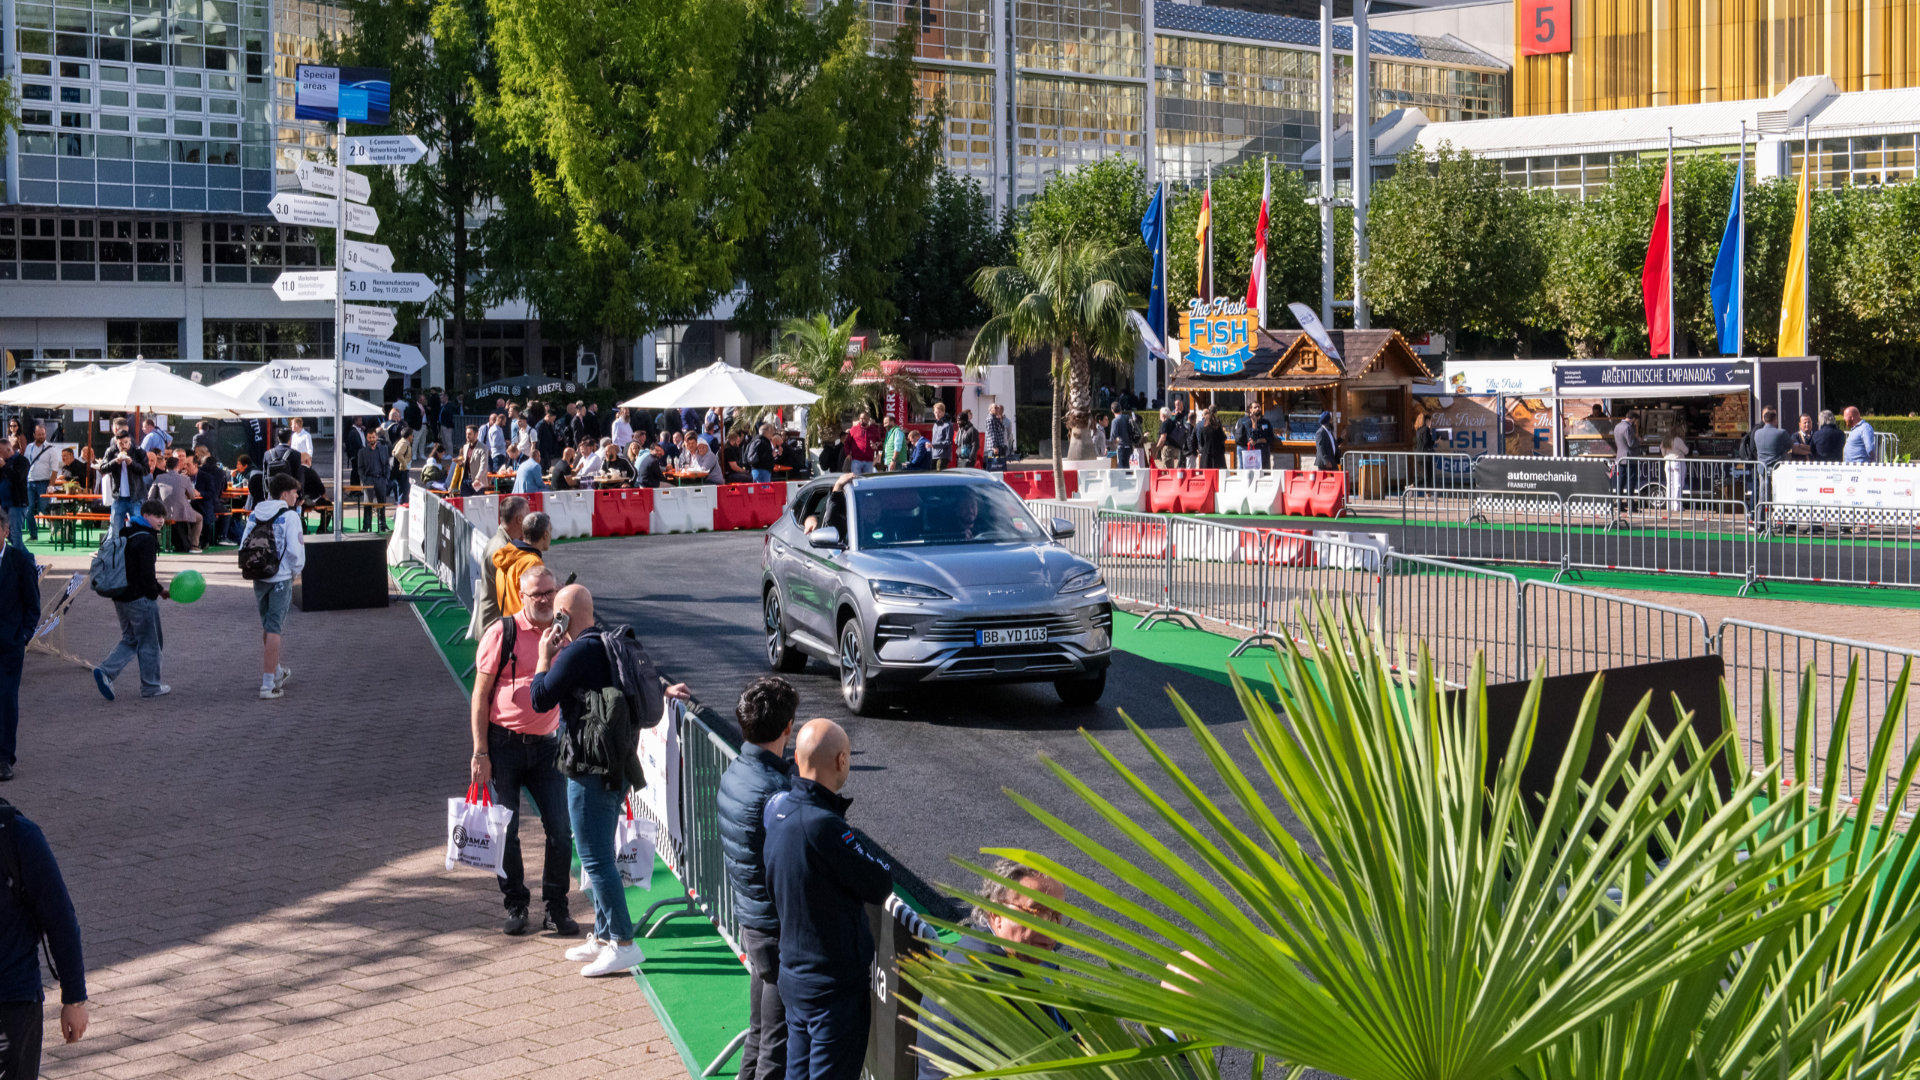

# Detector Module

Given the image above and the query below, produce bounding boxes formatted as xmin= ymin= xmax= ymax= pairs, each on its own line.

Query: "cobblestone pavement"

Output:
xmin=16 ymin=548 xmax=690 ymax=1080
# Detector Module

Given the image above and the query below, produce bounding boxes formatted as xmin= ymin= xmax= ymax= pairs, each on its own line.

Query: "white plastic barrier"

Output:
xmin=651 ymin=486 xmax=717 ymax=534
xmin=1080 ymin=468 xmax=1149 ymax=511
xmin=1245 ymin=471 xmax=1285 ymax=515
xmin=406 ymin=485 xmax=429 ymax=561
xmin=544 ymin=489 xmax=595 ymax=539
xmin=1214 ymin=470 xmax=1272 ymax=514
xmin=1315 ymin=530 xmax=1389 ymax=570
xmin=461 ymin=494 xmax=499 ymax=535
xmin=1168 ymin=519 xmax=1243 ymax=563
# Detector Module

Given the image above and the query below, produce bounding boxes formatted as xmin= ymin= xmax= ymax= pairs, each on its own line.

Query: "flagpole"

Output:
xmin=1736 ymin=121 xmax=1745 ymax=359
xmin=1158 ymin=180 xmax=1168 ymax=404
xmin=1259 ymin=157 xmax=1270 ymax=329
xmin=1801 ymin=117 xmax=1811 ymax=357
xmin=1666 ymin=127 xmax=1676 ymax=360
xmin=1206 ymin=163 xmax=1215 ymax=303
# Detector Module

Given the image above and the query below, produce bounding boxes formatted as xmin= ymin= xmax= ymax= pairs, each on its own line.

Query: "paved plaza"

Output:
xmin=16 ymin=548 xmax=690 ymax=1080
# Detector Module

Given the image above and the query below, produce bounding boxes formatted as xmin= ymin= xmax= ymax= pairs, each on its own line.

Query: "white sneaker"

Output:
xmin=259 ymin=685 xmax=284 ymax=700
xmin=273 ymin=666 xmax=291 ymax=691
xmin=580 ymin=941 xmax=645 ymax=977
xmin=564 ymin=937 xmax=607 ymax=962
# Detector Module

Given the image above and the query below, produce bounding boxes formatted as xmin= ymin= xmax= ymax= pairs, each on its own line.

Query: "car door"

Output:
xmin=781 ymin=486 xmax=837 ymax=639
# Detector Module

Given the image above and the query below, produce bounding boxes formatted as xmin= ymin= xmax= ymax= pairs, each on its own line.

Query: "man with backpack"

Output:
xmin=240 ymin=474 xmax=305 ymax=701
xmin=261 ymin=428 xmax=300 ymax=482
xmin=0 ymin=799 xmax=89 ymax=1078
xmin=530 ymin=584 xmax=691 ymax=978
xmin=469 ymin=565 xmax=580 ymax=938
xmin=91 ymin=498 xmax=171 ymax=701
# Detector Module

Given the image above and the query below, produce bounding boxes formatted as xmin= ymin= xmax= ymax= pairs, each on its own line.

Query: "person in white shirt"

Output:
xmin=578 ymin=438 xmax=609 ymax=479
xmin=484 ymin=414 xmax=510 ymax=469
xmin=686 ymin=436 xmax=723 ymax=484
xmin=289 ymin=418 xmax=314 ymax=459
xmin=22 ymin=425 xmax=56 ymax=544
xmin=1662 ymin=427 xmax=1689 ymax=513
xmin=610 ymin=409 xmax=634 ymax=450
xmin=243 ymin=473 xmax=307 ymax=700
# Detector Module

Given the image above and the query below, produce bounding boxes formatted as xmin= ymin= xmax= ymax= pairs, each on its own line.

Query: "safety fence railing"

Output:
xmin=1753 ymin=504 xmax=1920 ymax=590
xmin=1025 ymin=498 xmax=1099 ymax=560
xmin=1714 ymin=620 xmax=1920 ymax=821
xmin=1380 ymin=555 xmax=1525 ymax=687
xmin=1342 ymin=450 xmax=1476 ymax=512
xmin=1561 ymin=495 xmax=1757 ymax=585
xmin=1520 ymin=579 xmax=1711 ymax=679
xmin=1399 ymin=487 xmax=1569 ymax=569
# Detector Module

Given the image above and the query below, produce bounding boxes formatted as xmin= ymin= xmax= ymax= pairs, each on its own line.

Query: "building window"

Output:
xmin=912 ymin=67 xmax=995 ymax=182
xmin=107 ymin=320 xmax=182 ymax=360
xmin=1015 ymin=0 xmax=1143 ymax=78
xmin=204 ymin=320 xmax=335 ymax=365
xmin=869 ymin=0 xmax=992 ymax=64
xmin=202 ymin=220 xmax=325 ymax=284
xmin=0 ymin=215 xmax=180 ymax=282
xmin=458 ymin=321 xmax=531 ymax=386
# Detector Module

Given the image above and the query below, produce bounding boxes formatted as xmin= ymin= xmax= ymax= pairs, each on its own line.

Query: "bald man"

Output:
xmin=762 ymin=719 xmax=893 ymax=1080
xmin=531 ymin=583 xmax=690 ymax=978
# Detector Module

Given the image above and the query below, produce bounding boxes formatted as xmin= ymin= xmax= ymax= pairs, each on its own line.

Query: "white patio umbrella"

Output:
xmin=620 ymin=361 xmax=819 ymax=410
xmin=3 ymin=360 xmax=252 ymax=417
xmin=208 ymin=367 xmax=384 ymax=419
xmin=0 ymin=364 xmax=106 ymax=406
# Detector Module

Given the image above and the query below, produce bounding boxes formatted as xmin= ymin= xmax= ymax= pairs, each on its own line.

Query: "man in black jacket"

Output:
xmin=636 ymin=443 xmax=668 ymax=489
xmin=0 ymin=515 xmax=39 ymax=780
xmin=763 ymin=718 xmax=893 ymax=1080
xmin=0 ymin=800 xmax=90 ymax=1076
xmin=92 ymin=499 xmax=171 ymax=701
xmin=100 ymin=434 xmax=150 ymax=536
xmin=530 ymin=403 xmax=564 ymax=466
xmin=720 ymin=677 xmax=799 ymax=1080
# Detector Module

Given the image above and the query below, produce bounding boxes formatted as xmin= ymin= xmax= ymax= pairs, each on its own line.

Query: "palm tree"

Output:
xmin=901 ymin=611 xmax=1918 ymax=1080
xmin=968 ymin=241 xmax=1145 ymax=494
xmin=756 ymin=310 xmax=918 ymax=447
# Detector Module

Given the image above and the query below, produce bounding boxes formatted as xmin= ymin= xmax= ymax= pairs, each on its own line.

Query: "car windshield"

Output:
xmin=852 ymin=483 xmax=1041 ymax=548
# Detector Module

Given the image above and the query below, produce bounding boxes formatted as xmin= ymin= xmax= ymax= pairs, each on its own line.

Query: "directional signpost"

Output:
xmin=341 ymin=239 xmax=394 ymax=273
xmin=342 ymin=333 xmax=426 ymax=374
xmin=277 ymin=64 xmax=443 ymax=536
xmin=342 ymin=303 xmax=397 ymax=339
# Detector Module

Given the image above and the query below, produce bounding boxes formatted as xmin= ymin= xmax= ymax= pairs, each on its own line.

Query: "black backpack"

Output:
xmin=263 ymin=444 xmax=297 ymax=477
xmin=238 ymin=507 xmax=292 ymax=581
xmin=556 ymin=627 xmax=663 ymax=792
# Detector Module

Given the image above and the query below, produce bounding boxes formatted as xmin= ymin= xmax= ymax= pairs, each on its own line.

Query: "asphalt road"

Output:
xmin=557 ymin=529 xmax=1302 ymax=914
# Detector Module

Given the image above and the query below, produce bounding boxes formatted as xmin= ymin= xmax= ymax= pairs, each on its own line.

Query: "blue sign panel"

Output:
xmin=294 ymin=65 xmax=393 ymax=125
xmin=1182 ymin=299 xmax=1256 ymax=376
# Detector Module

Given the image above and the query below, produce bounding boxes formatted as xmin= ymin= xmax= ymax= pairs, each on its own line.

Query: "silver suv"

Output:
xmin=760 ymin=470 xmax=1112 ymax=715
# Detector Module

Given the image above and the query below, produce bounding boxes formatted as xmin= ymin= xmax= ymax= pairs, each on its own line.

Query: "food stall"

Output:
xmin=853 ymin=358 xmax=1014 ymax=463
xmin=1549 ymin=358 xmax=1760 ymax=458
xmin=1167 ymin=323 xmax=1434 ymax=469
xmin=1419 ymin=359 xmax=1558 ymax=458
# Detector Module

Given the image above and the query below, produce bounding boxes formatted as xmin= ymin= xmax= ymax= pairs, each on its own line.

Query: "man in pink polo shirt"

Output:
xmin=468 ymin=564 xmax=581 ymax=938
xmin=844 ymin=410 xmax=878 ymax=475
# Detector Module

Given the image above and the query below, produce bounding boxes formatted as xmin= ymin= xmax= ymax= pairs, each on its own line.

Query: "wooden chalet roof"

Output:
xmin=1168 ymin=329 xmax=1433 ymax=391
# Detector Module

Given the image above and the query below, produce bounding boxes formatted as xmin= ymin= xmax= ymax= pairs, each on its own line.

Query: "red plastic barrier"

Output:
xmin=444 ymin=496 xmax=463 ymax=512
xmin=1102 ymin=520 xmax=1172 ymax=559
xmin=1243 ymin=528 xmax=1316 ymax=567
xmin=1279 ymin=470 xmax=1345 ymax=518
xmin=715 ymin=483 xmax=786 ymax=531
xmin=520 ymin=492 xmax=543 ymax=514
xmin=1173 ymin=469 xmax=1219 ymax=513
xmin=1001 ymin=470 xmax=1080 ymax=500
xmin=592 ymin=488 xmax=654 ymax=536
xmin=1146 ymin=468 xmax=1183 ymax=513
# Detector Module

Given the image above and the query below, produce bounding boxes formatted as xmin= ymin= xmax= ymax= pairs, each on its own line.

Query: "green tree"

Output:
xmin=968 ymin=241 xmax=1144 ymax=495
xmin=887 ymin=169 xmax=1012 ymax=350
xmin=1017 ymin=157 xmax=1152 ymax=255
xmin=1365 ymin=146 xmax=1552 ymax=348
xmin=1165 ymin=160 xmax=1318 ymax=324
xmin=904 ymin=615 xmax=1910 ymax=1080
xmin=335 ymin=0 xmax=506 ymax=394
xmin=755 ymin=310 xmax=915 ymax=443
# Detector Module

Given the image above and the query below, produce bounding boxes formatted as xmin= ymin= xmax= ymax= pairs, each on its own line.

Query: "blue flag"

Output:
xmin=1139 ymin=182 xmax=1166 ymax=346
xmin=1709 ymin=159 xmax=1744 ymax=355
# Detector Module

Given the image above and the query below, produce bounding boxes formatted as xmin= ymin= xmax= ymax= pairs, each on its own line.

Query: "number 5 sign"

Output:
xmin=1521 ymin=0 xmax=1571 ymax=55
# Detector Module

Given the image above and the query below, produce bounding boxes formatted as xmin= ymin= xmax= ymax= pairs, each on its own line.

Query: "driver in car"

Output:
xmin=947 ymin=490 xmax=981 ymax=540
xmin=802 ymin=473 xmax=856 ymax=535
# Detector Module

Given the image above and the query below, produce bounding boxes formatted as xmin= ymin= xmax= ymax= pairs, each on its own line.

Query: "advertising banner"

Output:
xmin=1473 ymin=455 xmax=1614 ymax=498
xmin=637 ymin=700 xmax=684 ymax=856
xmin=1182 ymin=299 xmax=1257 ymax=375
xmin=865 ymin=897 xmax=933 ymax=1080
xmin=419 ymin=494 xmax=442 ymax=575
xmin=434 ymin=504 xmax=459 ymax=591
xmin=1772 ymin=463 xmax=1920 ymax=511
xmin=1554 ymin=360 xmax=1754 ymax=397
xmin=293 ymin=65 xmax=393 ymax=124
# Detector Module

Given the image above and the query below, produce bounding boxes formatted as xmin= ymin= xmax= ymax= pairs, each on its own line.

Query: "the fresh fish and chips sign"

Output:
xmin=1181 ymin=299 xmax=1256 ymax=375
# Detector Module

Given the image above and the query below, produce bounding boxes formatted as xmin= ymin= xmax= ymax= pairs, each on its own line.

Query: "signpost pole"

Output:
xmin=332 ymin=115 xmax=346 ymax=538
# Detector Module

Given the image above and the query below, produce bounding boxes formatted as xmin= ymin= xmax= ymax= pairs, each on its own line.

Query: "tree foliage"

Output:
xmin=1166 ymin=158 xmax=1319 ymax=319
xmin=755 ymin=310 xmax=914 ymax=443
xmin=888 ymin=170 xmax=1012 ymax=347
xmin=1017 ymin=157 xmax=1152 ymax=255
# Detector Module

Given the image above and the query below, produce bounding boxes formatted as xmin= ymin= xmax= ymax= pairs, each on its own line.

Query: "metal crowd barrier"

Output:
xmin=1379 ymin=554 xmax=1524 ymax=687
xmin=1714 ymin=620 xmax=1920 ymax=820
xmin=1399 ymin=487 xmax=1568 ymax=569
xmin=1342 ymin=450 xmax=1475 ymax=511
xmin=1095 ymin=507 xmax=1178 ymax=621
xmin=1025 ymin=498 xmax=1099 ymax=560
xmin=1519 ymin=579 xmax=1710 ymax=679
xmin=1560 ymin=496 xmax=1757 ymax=587
xmin=1754 ymin=504 xmax=1920 ymax=590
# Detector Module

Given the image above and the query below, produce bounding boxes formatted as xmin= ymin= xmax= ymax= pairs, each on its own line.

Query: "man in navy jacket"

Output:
xmin=0 ymin=514 xmax=38 ymax=781
xmin=0 ymin=801 xmax=89 ymax=1076
xmin=718 ymin=677 xmax=799 ymax=1080
xmin=763 ymin=718 xmax=892 ymax=1080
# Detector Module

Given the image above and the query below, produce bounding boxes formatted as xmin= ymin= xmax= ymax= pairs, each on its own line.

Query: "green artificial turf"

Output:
xmin=626 ymin=857 xmax=750 ymax=1080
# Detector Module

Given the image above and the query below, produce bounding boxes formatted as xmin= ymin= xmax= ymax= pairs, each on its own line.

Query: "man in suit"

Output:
xmin=0 ymin=513 xmax=38 ymax=780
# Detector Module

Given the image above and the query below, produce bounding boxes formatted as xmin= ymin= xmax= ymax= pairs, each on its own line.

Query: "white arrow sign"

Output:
xmin=343 ymin=333 xmax=426 ymax=374
xmin=342 ymin=302 xmax=397 ymax=339
xmin=294 ymin=159 xmax=370 ymax=204
xmin=271 ymin=358 xmax=389 ymax=391
xmin=268 ymin=193 xmax=379 ymax=235
xmin=342 ymin=134 xmax=427 ymax=166
xmin=271 ymin=270 xmax=335 ymax=301
xmin=342 ymin=239 xmax=394 ymax=273
xmin=343 ymin=272 xmax=436 ymax=303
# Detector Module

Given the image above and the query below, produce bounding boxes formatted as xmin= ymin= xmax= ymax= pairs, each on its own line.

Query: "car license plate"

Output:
xmin=978 ymin=627 xmax=1048 ymax=646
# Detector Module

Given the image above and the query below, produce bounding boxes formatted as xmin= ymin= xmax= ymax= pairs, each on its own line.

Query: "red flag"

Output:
xmin=1245 ymin=160 xmax=1270 ymax=324
xmin=1642 ymin=163 xmax=1673 ymax=357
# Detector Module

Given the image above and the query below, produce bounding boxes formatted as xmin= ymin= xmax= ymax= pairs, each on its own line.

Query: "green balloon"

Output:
xmin=170 ymin=569 xmax=206 ymax=604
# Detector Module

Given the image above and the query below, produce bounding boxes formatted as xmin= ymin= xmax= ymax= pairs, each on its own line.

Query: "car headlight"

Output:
xmin=869 ymin=579 xmax=952 ymax=601
xmin=1058 ymin=568 xmax=1105 ymax=594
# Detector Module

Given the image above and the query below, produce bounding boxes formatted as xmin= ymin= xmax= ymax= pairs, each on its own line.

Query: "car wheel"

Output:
xmin=1054 ymin=669 xmax=1106 ymax=707
xmin=765 ymin=589 xmax=807 ymax=673
xmin=838 ymin=618 xmax=885 ymax=717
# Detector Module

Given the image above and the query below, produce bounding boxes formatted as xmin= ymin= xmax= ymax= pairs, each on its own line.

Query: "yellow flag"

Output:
xmin=1194 ymin=188 xmax=1212 ymax=300
xmin=1777 ymin=166 xmax=1810 ymax=356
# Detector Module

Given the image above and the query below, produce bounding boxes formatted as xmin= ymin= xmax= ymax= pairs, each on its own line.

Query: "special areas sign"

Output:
xmin=1181 ymin=299 xmax=1256 ymax=375
xmin=294 ymin=65 xmax=392 ymax=124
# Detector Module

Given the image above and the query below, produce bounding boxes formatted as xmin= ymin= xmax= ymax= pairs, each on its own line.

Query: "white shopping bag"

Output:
xmin=446 ymin=784 xmax=515 ymax=877
xmin=613 ymin=799 xmax=659 ymax=890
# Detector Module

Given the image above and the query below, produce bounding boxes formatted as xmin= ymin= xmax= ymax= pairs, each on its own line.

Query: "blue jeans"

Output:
xmin=109 ymin=496 xmax=141 ymax=536
xmin=751 ymin=469 xmax=773 ymax=483
xmin=780 ymin=981 xmax=870 ymax=1080
xmin=100 ymin=597 xmax=164 ymax=694
xmin=25 ymin=481 xmax=47 ymax=540
xmin=567 ymin=776 xmax=633 ymax=941
xmin=490 ymin=726 xmax=574 ymax=914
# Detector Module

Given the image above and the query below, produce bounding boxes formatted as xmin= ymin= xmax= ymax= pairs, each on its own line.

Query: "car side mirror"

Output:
xmin=807 ymin=526 xmax=843 ymax=549
xmin=1050 ymin=517 xmax=1076 ymax=540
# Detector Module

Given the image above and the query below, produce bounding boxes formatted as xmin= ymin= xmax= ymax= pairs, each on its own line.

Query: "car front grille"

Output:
xmin=921 ymin=612 xmax=1084 ymax=644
